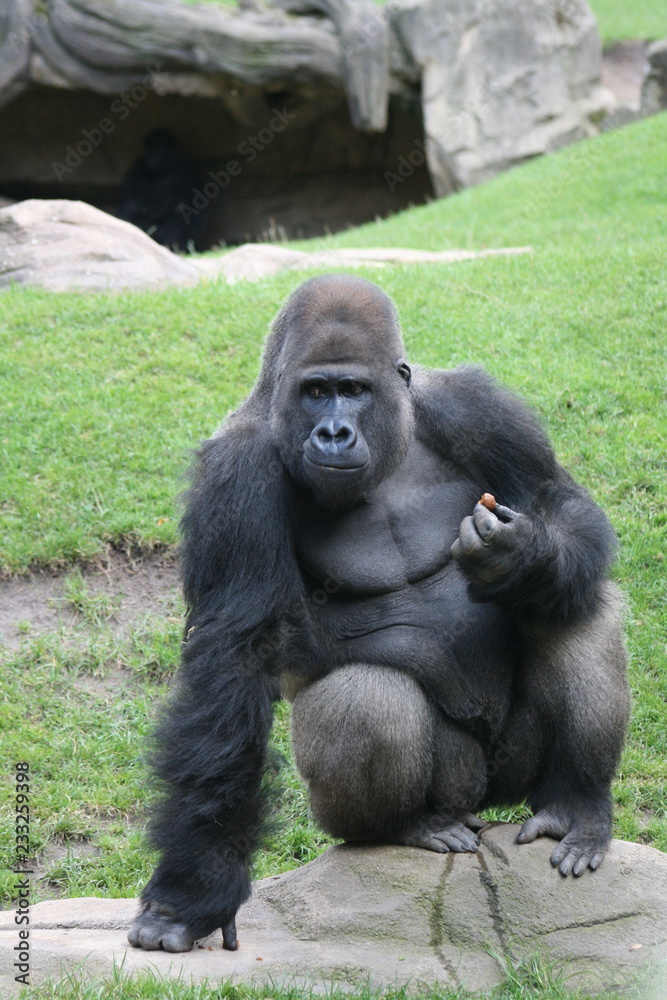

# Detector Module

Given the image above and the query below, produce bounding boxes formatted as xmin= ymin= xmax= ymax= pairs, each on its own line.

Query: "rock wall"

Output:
xmin=0 ymin=0 xmax=616 ymax=248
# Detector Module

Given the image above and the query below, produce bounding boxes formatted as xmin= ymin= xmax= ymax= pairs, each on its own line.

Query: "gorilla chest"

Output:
xmin=293 ymin=448 xmax=516 ymax=732
xmin=295 ymin=446 xmax=477 ymax=594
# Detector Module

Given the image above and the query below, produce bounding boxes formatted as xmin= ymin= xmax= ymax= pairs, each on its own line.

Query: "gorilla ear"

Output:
xmin=396 ymin=358 xmax=412 ymax=387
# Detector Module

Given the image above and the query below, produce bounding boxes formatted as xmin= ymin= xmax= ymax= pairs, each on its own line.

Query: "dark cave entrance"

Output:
xmin=0 ymin=85 xmax=433 ymax=251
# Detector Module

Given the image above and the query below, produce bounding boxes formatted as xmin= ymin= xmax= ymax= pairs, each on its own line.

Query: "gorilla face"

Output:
xmin=280 ymin=358 xmax=412 ymax=509
xmin=267 ymin=277 xmax=414 ymax=510
xmin=301 ymin=366 xmax=372 ymax=476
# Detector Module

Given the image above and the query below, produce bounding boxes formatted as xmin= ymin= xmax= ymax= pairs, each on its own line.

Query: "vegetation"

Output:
xmin=1 ymin=105 xmax=665 ymax=1000
xmin=182 ymin=0 xmax=666 ymax=44
xmin=588 ymin=0 xmax=667 ymax=43
xmin=16 ymin=958 xmax=667 ymax=1000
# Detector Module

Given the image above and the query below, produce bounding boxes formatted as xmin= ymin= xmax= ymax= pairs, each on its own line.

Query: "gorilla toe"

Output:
xmin=516 ymin=807 xmax=609 ymax=876
xmin=395 ymin=812 xmax=483 ymax=853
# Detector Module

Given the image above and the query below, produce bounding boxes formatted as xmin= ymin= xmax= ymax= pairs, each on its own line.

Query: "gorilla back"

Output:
xmin=128 ymin=275 xmax=629 ymax=954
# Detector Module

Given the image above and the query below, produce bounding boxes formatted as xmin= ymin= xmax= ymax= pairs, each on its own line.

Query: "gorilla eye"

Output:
xmin=306 ymin=384 xmax=326 ymax=399
xmin=343 ymin=382 xmax=364 ymax=396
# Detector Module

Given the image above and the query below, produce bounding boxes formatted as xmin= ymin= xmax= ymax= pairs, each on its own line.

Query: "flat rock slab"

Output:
xmin=1 ymin=825 xmax=666 ymax=996
xmin=204 ymin=243 xmax=534 ymax=284
xmin=0 ymin=199 xmax=532 ymax=292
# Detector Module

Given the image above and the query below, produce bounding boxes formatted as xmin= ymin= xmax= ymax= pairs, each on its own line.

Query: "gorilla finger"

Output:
xmin=136 ymin=924 xmax=165 ymax=950
xmin=127 ymin=919 xmax=142 ymax=948
xmin=441 ymin=824 xmax=480 ymax=852
xmin=162 ymin=924 xmax=195 ymax=953
xmin=448 ymin=834 xmax=479 ymax=853
xmin=589 ymin=852 xmax=605 ymax=871
xmin=222 ymin=918 xmax=238 ymax=951
xmin=426 ymin=837 xmax=451 ymax=853
xmin=493 ymin=504 xmax=519 ymax=523
xmin=473 ymin=504 xmax=499 ymax=540
xmin=458 ymin=516 xmax=487 ymax=552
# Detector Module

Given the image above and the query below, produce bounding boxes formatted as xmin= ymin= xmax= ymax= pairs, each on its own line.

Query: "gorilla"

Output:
xmin=128 ymin=274 xmax=629 ymax=953
xmin=118 ymin=130 xmax=204 ymax=252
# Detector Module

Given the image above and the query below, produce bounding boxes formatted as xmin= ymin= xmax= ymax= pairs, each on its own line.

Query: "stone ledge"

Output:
xmin=1 ymin=824 xmax=666 ymax=996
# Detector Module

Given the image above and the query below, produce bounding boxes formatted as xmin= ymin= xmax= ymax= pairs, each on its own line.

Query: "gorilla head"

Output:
xmin=268 ymin=275 xmax=414 ymax=508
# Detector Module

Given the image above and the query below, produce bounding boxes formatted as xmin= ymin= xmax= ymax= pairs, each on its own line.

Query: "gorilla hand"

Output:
xmin=128 ymin=902 xmax=238 ymax=953
xmin=450 ymin=502 xmax=533 ymax=585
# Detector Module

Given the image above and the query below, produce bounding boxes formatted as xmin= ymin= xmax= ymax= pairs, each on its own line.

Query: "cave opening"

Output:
xmin=0 ymin=84 xmax=433 ymax=252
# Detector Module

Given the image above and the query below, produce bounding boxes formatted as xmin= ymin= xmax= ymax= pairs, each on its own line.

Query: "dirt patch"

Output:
xmin=0 ymin=548 xmax=181 ymax=651
xmin=602 ymin=40 xmax=650 ymax=110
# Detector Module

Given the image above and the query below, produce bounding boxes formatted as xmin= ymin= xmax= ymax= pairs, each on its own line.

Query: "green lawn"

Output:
xmin=1 ymin=114 xmax=666 ymax=1000
xmin=589 ymin=0 xmax=666 ymax=43
xmin=183 ymin=0 xmax=666 ymax=43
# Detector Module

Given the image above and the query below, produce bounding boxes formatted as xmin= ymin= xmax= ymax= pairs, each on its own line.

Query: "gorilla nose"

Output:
xmin=311 ymin=418 xmax=357 ymax=454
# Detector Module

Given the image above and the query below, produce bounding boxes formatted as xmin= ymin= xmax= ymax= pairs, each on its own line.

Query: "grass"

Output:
xmin=15 ymin=957 xmax=667 ymax=1000
xmin=180 ymin=0 xmax=666 ymax=43
xmin=0 ymin=612 xmax=330 ymax=909
xmin=1 ymin=112 xmax=666 ymax=1000
xmin=588 ymin=0 xmax=666 ymax=43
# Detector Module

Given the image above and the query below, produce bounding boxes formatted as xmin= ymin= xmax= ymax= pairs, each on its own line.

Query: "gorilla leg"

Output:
xmin=487 ymin=582 xmax=629 ymax=875
xmin=290 ymin=664 xmax=486 ymax=852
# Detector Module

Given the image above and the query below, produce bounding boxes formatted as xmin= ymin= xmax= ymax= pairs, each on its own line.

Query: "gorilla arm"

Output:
xmin=416 ymin=365 xmax=626 ymax=876
xmin=128 ymin=422 xmax=303 ymax=952
xmin=450 ymin=476 xmax=616 ymax=625
xmin=413 ymin=364 xmax=616 ymax=624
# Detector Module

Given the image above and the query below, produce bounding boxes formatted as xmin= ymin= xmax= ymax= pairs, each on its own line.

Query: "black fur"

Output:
xmin=129 ymin=275 xmax=628 ymax=952
xmin=118 ymin=130 xmax=204 ymax=252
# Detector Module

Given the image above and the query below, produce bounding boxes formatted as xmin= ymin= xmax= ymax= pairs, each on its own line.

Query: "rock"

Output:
xmin=0 ymin=199 xmax=533 ymax=291
xmin=389 ymin=0 xmax=614 ymax=195
xmin=210 ymin=243 xmax=534 ymax=283
xmin=1 ymin=825 xmax=665 ymax=997
xmin=601 ymin=41 xmax=650 ymax=113
xmin=0 ymin=0 xmax=619 ymax=246
xmin=0 ymin=199 xmax=203 ymax=291
xmin=269 ymin=0 xmax=390 ymax=132
xmin=641 ymin=40 xmax=667 ymax=116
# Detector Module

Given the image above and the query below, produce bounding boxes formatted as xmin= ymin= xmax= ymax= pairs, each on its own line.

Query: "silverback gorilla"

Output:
xmin=128 ymin=275 xmax=629 ymax=953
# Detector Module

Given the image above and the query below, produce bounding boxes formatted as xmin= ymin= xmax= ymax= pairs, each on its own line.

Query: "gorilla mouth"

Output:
xmin=304 ymin=455 xmax=369 ymax=472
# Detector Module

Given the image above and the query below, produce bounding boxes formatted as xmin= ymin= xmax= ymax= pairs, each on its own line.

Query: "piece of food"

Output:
xmin=479 ymin=492 xmax=497 ymax=511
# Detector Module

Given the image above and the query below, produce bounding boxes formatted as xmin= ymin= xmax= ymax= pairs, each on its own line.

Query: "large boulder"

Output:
xmin=641 ymin=40 xmax=667 ymax=116
xmin=0 ymin=199 xmax=203 ymax=290
xmin=390 ymin=0 xmax=613 ymax=196
xmin=1 ymin=825 xmax=665 ymax=997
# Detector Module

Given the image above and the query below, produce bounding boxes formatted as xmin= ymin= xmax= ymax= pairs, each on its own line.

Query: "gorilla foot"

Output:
xmin=128 ymin=903 xmax=195 ymax=952
xmin=394 ymin=811 xmax=485 ymax=853
xmin=516 ymin=808 xmax=608 ymax=877
xmin=127 ymin=903 xmax=239 ymax=953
